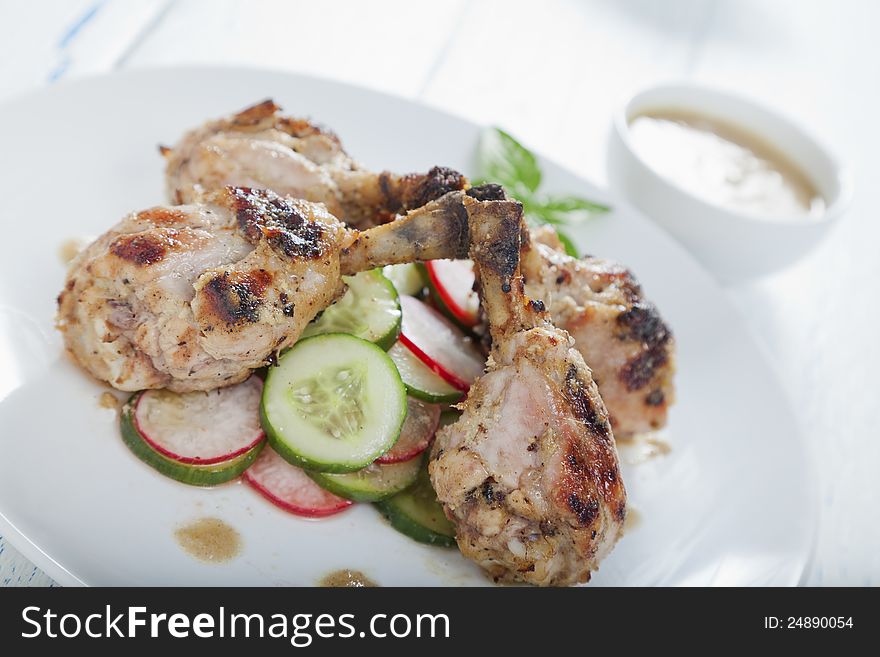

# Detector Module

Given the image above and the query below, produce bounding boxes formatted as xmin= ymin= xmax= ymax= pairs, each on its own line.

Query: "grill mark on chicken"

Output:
xmin=200 ymin=269 xmax=273 ymax=325
xmin=562 ymin=438 xmax=621 ymax=505
xmin=110 ymin=233 xmax=170 ymax=266
xmin=445 ymin=199 xmax=471 ymax=259
xmin=567 ymin=493 xmax=600 ymax=527
xmin=266 ymin=221 xmax=325 ymax=259
xmin=615 ymin=302 xmax=672 ymax=393
xmin=278 ymin=291 xmax=295 ymax=317
xmin=466 ymin=183 xmax=507 ymax=202
xmin=562 ymin=365 xmax=610 ymax=439
xmin=645 ymin=389 xmax=665 ymax=405
xmin=620 ymin=342 xmax=670 ymax=392
xmin=395 ymin=166 xmax=467 ymax=210
xmin=473 ymin=204 xmax=521 ymax=291
xmin=481 ymin=478 xmax=506 ymax=505
xmin=616 ymin=302 xmax=670 ymax=347
xmin=225 ymin=187 xmax=328 ymax=258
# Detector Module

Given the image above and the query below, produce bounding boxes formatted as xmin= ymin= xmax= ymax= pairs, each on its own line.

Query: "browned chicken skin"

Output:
xmin=164 ymin=104 xmax=674 ymax=433
xmin=163 ymin=99 xmax=466 ymax=228
xmin=58 ymin=177 xmax=628 ymax=583
xmin=430 ymin=194 xmax=626 ymax=586
xmin=522 ymin=227 xmax=675 ymax=436
xmin=57 ymin=187 xmax=484 ymax=393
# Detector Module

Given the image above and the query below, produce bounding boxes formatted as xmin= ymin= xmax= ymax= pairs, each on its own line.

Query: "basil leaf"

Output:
xmin=554 ymin=229 xmax=580 ymax=258
xmin=522 ymin=213 xmax=580 ymax=257
xmin=524 ymin=204 xmax=565 ymax=226
xmin=478 ymin=127 xmax=541 ymax=194
xmin=536 ymin=195 xmax=610 ymax=223
xmin=474 ymin=126 xmax=610 ymax=239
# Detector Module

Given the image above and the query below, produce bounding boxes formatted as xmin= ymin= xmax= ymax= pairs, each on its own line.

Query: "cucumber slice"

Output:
xmin=307 ymin=457 xmax=421 ymax=502
xmin=383 ymin=263 xmax=426 ymax=297
xmin=375 ymin=461 xmax=456 ymax=547
xmin=387 ymin=342 xmax=463 ymax=404
xmin=261 ymin=333 xmax=407 ymax=473
xmin=121 ymin=395 xmax=264 ymax=486
xmin=301 ymin=270 xmax=401 ymax=350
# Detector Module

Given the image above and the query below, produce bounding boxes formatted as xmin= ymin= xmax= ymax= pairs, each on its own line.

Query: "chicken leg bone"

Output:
xmin=58 ymin=186 xmax=491 ymax=393
xmin=163 ymin=99 xmax=467 ymax=229
xmin=429 ymin=194 xmax=627 ymax=586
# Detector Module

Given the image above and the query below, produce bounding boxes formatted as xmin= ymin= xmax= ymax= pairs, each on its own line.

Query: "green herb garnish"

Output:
xmin=475 ymin=127 xmax=610 ymax=257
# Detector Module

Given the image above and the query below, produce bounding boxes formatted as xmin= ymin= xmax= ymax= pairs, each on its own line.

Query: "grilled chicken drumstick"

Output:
xmin=429 ymin=194 xmax=626 ymax=586
xmin=163 ymin=99 xmax=466 ymax=228
xmin=57 ymin=186 xmax=478 ymax=393
xmin=521 ymin=227 xmax=674 ymax=437
xmin=164 ymin=101 xmax=674 ymax=434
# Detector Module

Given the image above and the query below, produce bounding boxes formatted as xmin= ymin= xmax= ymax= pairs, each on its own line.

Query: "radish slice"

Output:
xmin=399 ymin=296 xmax=485 ymax=391
xmin=425 ymin=259 xmax=479 ymax=326
xmin=377 ymin=397 xmax=441 ymax=464
xmin=134 ymin=377 xmax=264 ymax=465
xmin=387 ymin=342 xmax=463 ymax=404
xmin=244 ymin=447 xmax=353 ymax=518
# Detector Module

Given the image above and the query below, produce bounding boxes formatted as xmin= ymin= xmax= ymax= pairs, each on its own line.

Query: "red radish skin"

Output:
xmin=425 ymin=260 xmax=479 ymax=326
xmin=133 ymin=378 xmax=265 ymax=465
xmin=398 ymin=296 xmax=484 ymax=391
xmin=376 ymin=398 xmax=441 ymax=464
xmin=398 ymin=333 xmax=470 ymax=392
xmin=386 ymin=342 xmax=464 ymax=404
xmin=245 ymin=447 xmax=353 ymax=518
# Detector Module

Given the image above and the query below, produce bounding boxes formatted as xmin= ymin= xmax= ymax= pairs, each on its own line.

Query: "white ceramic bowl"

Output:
xmin=607 ymin=83 xmax=852 ymax=283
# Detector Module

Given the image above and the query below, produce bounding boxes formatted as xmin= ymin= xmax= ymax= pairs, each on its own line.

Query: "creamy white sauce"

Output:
xmin=629 ymin=110 xmax=824 ymax=220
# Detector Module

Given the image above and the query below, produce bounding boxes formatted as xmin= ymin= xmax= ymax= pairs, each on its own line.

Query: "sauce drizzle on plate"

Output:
xmin=174 ymin=517 xmax=242 ymax=563
xmin=318 ymin=569 xmax=378 ymax=587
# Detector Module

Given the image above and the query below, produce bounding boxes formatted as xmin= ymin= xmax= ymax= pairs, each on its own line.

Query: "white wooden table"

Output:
xmin=1 ymin=0 xmax=877 ymax=587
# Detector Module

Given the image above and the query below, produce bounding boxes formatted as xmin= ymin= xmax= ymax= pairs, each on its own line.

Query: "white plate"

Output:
xmin=0 ymin=67 xmax=815 ymax=586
